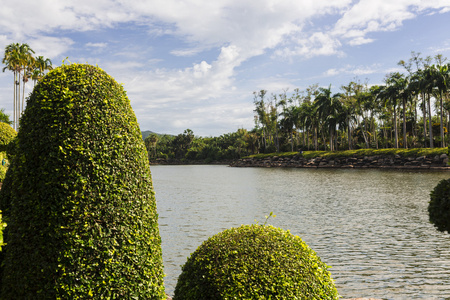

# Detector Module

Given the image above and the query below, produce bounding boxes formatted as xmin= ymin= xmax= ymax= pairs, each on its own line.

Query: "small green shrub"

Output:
xmin=174 ymin=224 xmax=339 ymax=300
xmin=0 ymin=122 xmax=16 ymax=153
xmin=0 ymin=123 xmax=16 ymax=183
xmin=0 ymin=211 xmax=5 ymax=251
xmin=429 ymin=178 xmax=450 ymax=233
xmin=0 ymin=63 xmax=165 ymax=299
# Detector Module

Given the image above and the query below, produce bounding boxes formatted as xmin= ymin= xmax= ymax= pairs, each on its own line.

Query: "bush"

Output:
xmin=0 ymin=122 xmax=16 ymax=182
xmin=0 ymin=211 xmax=5 ymax=251
xmin=429 ymin=178 xmax=450 ymax=233
xmin=174 ymin=224 xmax=339 ymax=300
xmin=0 ymin=64 xmax=165 ymax=299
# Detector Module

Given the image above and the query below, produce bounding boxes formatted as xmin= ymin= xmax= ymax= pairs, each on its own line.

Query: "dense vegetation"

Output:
xmin=174 ymin=224 xmax=339 ymax=300
xmin=429 ymin=178 xmax=450 ymax=233
xmin=0 ymin=64 xmax=165 ymax=299
xmin=253 ymin=52 xmax=449 ymax=153
xmin=0 ymin=122 xmax=16 ymax=182
xmin=145 ymin=128 xmax=254 ymax=162
xmin=145 ymin=52 xmax=449 ymax=162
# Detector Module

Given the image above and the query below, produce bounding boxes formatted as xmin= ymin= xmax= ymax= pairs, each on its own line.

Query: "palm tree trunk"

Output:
xmin=439 ymin=92 xmax=445 ymax=147
xmin=403 ymin=98 xmax=407 ymax=149
xmin=347 ymin=115 xmax=352 ymax=150
xmin=427 ymin=94 xmax=433 ymax=148
xmin=394 ymin=105 xmax=398 ymax=148
xmin=329 ymin=128 xmax=333 ymax=151
xmin=314 ymin=127 xmax=318 ymax=151
xmin=422 ymin=94 xmax=427 ymax=147
xmin=13 ymin=72 xmax=17 ymax=131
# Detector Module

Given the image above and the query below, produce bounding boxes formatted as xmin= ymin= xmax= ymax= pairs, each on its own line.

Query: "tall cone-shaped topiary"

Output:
xmin=0 ymin=64 xmax=165 ymax=299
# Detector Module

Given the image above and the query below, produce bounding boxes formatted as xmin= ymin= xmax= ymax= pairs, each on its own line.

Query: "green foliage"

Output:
xmin=0 ymin=109 xmax=12 ymax=126
xmin=429 ymin=178 xmax=450 ymax=233
xmin=0 ymin=123 xmax=16 ymax=183
xmin=0 ymin=211 xmax=5 ymax=251
xmin=245 ymin=148 xmax=448 ymax=160
xmin=145 ymin=129 xmax=254 ymax=162
xmin=174 ymin=224 xmax=339 ymax=300
xmin=0 ymin=64 xmax=165 ymax=299
xmin=0 ymin=122 xmax=16 ymax=153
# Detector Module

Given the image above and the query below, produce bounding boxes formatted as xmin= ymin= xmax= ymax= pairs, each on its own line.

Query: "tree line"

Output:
xmin=146 ymin=52 xmax=449 ymax=161
xmin=2 ymin=43 xmax=53 ymax=130
xmin=253 ymin=52 xmax=449 ymax=153
xmin=144 ymin=129 xmax=257 ymax=162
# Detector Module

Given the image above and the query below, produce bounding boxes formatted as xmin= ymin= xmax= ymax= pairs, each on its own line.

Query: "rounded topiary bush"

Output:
xmin=429 ymin=178 xmax=450 ymax=233
xmin=174 ymin=224 xmax=339 ymax=300
xmin=0 ymin=64 xmax=165 ymax=299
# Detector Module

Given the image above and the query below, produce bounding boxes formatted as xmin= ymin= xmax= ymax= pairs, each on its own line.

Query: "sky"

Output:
xmin=1 ymin=0 xmax=450 ymax=137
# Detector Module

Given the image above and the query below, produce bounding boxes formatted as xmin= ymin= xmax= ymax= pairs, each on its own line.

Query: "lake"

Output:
xmin=151 ymin=165 xmax=450 ymax=299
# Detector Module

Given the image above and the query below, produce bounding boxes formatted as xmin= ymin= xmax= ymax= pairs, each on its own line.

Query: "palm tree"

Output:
xmin=32 ymin=55 xmax=53 ymax=85
xmin=429 ymin=63 xmax=449 ymax=147
xmin=2 ymin=43 xmax=20 ymax=130
xmin=2 ymin=43 xmax=35 ymax=130
xmin=315 ymin=85 xmax=343 ymax=151
xmin=279 ymin=105 xmax=297 ymax=152
xmin=340 ymin=83 xmax=357 ymax=149
xmin=379 ymin=73 xmax=403 ymax=149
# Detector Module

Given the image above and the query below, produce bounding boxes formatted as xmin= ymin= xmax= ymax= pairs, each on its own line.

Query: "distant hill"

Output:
xmin=141 ymin=130 xmax=175 ymax=140
xmin=141 ymin=130 xmax=156 ymax=140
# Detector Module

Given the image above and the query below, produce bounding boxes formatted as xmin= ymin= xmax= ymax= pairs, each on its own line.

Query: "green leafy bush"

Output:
xmin=174 ymin=224 xmax=339 ymax=300
xmin=429 ymin=178 xmax=450 ymax=233
xmin=0 ymin=211 xmax=5 ymax=251
xmin=0 ymin=122 xmax=16 ymax=183
xmin=0 ymin=64 xmax=165 ymax=299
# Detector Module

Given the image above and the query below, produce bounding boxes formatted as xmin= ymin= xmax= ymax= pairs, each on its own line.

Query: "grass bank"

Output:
xmin=245 ymin=147 xmax=449 ymax=160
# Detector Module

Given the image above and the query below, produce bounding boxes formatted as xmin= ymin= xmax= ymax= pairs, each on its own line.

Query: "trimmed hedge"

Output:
xmin=174 ymin=224 xmax=339 ymax=300
xmin=429 ymin=178 xmax=450 ymax=233
xmin=0 ymin=64 xmax=165 ymax=299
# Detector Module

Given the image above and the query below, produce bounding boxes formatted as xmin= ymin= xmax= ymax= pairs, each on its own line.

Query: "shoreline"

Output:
xmin=229 ymin=153 xmax=449 ymax=170
xmin=149 ymin=153 xmax=450 ymax=170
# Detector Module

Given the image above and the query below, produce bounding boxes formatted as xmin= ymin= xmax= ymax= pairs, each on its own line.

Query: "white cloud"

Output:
xmin=1 ymin=0 xmax=450 ymax=136
xmin=275 ymin=32 xmax=343 ymax=58
xmin=86 ymin=42 xmax=108 ymax=48
xmin=26 ymin=36 xmax=75 ymax=60
xmin=170 ymin=48 xmax=203 ymax=57
xmin=333 ymin=0 xmax=450 ymax=46
xmin=323 ymin=64 xmax=381 ymax=77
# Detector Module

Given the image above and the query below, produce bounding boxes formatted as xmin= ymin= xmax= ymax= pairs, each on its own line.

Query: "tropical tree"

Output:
xmin=314 ymin=85 xmax=343 ymax=151
xmin=429 ymin=63 xmax=449 ymax=147
xmin=144 ymin=133 xmax=159 ymax=159
xmin=2 ymin=43 xmax=35 ymax=130
xmin=32 ymin=56 xmax=53 ymax=85
xmin=279 ymin=104 xmax=297 ymax=152
xmin=379 ymin=73 xmax=407 ymax=148
xmin=0 ymin=109 xmax=12 ymax=125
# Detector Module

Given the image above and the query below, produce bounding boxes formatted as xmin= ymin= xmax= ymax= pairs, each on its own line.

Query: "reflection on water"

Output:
xmin=151 ymin=165 xmax=450 ymax=299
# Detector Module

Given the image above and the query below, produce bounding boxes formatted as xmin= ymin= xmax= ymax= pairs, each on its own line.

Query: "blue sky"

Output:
xmin=1 ymin=0 xmax=450 ymax=137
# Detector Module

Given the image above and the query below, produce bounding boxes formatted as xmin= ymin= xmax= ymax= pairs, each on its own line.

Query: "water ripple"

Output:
xmin=151 ymin=165 xmax=450 ymax=299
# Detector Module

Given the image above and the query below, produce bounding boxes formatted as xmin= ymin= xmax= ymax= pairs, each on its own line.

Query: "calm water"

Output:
xmin=151 ymin=165 xmax=450 ymax=299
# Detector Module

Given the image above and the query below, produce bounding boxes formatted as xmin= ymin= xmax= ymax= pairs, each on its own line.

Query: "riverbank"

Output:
xmin=230 ymin=153 xmax=449 ymax=169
